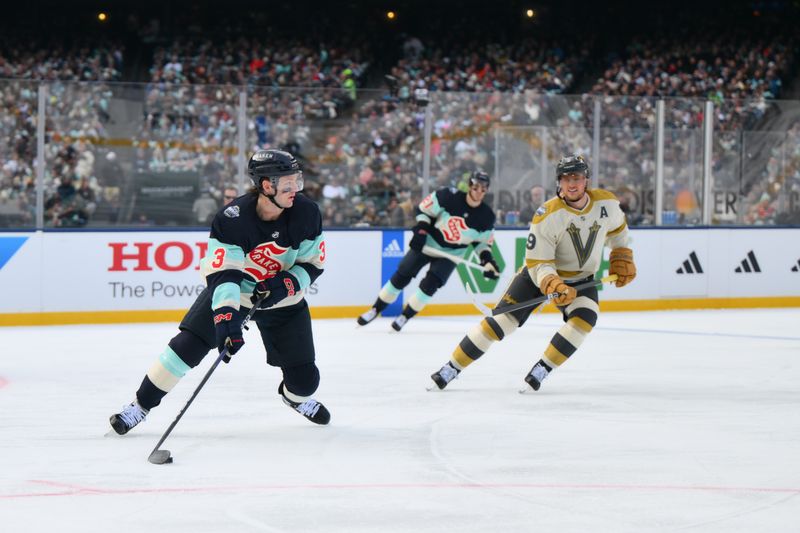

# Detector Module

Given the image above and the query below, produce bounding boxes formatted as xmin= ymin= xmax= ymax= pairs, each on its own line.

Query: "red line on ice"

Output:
xmin=1 ymin=479 xmax=797 ymax=499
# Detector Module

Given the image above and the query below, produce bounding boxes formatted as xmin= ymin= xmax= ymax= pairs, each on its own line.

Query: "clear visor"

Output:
xmin=276 ymin=173 xmax=304 ymax=194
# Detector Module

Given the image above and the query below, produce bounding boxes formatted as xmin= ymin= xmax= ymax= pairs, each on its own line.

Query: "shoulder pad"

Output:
xmin=590 ymin=188 xmax=619 ymax=202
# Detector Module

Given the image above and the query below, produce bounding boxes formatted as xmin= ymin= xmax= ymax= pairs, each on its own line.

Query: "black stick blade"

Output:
xmin=148 ymin=449 xmax=173 ymax=464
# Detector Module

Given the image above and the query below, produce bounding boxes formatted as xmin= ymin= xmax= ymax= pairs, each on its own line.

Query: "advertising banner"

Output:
xmin=380 ymin=231 xmax=405 ymax=317
xmin=1 ymin=228 xmax=798 ymax=325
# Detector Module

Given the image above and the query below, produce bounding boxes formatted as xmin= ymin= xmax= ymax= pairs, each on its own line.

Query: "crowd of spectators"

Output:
xmin=569 ymin=25 xmax=797 ymax=225
xmin=1 ymin=11 xmax=799 ymax=229
xmin=387 ymin=37 xmax=589 ymax=96
xmin=129 ymin=35 xmax=372 ymax=223
xmin=0 ymin=40 xmax=124 ymax=227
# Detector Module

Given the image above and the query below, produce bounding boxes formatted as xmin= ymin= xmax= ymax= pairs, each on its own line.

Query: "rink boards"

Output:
xmin=0 ymin=228 xmax=798 ymax=325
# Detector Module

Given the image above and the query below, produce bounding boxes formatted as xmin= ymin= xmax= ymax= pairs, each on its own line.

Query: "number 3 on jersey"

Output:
xmin=211 ymin=248 xmax=225 ymax=268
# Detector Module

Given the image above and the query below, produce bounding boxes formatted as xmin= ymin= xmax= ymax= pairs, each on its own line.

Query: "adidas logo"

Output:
xmin=382 ymin=239 xmax=404 ymax=258
xmin=792 ymin=259 xmax=800 ymax=272
xmin=676 ymin=251 xmax=703 ymax=274
xmin=734 ymin=251 xmax=761 ymax=273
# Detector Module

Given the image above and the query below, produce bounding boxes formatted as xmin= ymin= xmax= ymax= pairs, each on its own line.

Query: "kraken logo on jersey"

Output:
xmin=441 ymin=217 xmax=469 ymax=242
xmin=245 ymin=242 xmax=289 ymax=280
xmin=566 ymin=221 xmax=601 ymax=268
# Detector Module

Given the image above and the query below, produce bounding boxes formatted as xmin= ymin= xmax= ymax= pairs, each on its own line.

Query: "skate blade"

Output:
xmin=104 ymin=427 xmax=123 ymax=437
xmin=518 ymin=387 xmax=535 ymax=394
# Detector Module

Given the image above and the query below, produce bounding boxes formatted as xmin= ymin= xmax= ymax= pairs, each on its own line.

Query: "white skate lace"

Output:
xmin=295 ymin=400 xmax=321 ymax=418
xmin=118 ymin=402 xmax=147 ymax=426
xmin=393 ymin=316 xmax=407 ymax=328
xmin=438 ymin=364 xmax=458 ymax=383
xmin=531 ymin=364 xmax=549 ymax=382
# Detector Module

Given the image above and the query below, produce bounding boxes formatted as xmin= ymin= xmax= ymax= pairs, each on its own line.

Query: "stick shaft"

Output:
xmin=491 ymin=275 xmax=618 ymax=316
xmin=148 ymin=301 xmax=262 ymax=457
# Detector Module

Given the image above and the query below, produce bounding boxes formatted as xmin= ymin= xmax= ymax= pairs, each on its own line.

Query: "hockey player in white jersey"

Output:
xmin=430 ymin=155 xmax=637 ymax=391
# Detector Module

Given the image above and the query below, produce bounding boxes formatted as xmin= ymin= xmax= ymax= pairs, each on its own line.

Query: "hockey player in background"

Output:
xmin=109 ymin=150 xmax=330 ymax=435
xmin=357 ymin=171 xmax=499 ymax=331
xmin=430 ymin=155 xmax=637 ymax=391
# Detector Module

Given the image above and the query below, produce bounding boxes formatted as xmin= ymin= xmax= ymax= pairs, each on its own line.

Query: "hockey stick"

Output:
xmin=147 ymin=298 xmax=264 ymax=465
xmin=491 ymin=274 xmax=618 ymax=316
xmin=421 ymin=245 xmax=499 ymax=315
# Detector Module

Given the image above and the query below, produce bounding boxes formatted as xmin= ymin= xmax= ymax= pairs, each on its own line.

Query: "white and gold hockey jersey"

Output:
xmin=525 ymin=189 xmax=629 ymax=287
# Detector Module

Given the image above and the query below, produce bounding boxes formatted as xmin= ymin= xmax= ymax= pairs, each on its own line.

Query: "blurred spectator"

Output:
xmin=383 ymin=192 xmax=407 ymax=227
xmin=192 ymin=188 xmax=219 ymax=225
xmin=519 ymin=185 xmax=546 ymax=224
xmin=44 ymin=175 xmax=89 ymax=227
xmin=76 ymin=177 xmax=97 ymax=217
xmin=223 ymin=186 xmax=238 ymax=205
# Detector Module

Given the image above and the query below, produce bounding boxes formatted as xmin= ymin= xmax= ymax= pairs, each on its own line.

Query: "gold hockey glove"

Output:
xmin=609 ymin=247 xmax=636 ymax=287
xmin=540 ymin=274 xmax=577 ymax=306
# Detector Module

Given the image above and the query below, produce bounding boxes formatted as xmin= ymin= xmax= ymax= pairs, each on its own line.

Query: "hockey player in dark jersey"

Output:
xmin=357 ymin=171 xmax=499 ymax=331
xmin=109 ymin=149 xmax=329 ymax=435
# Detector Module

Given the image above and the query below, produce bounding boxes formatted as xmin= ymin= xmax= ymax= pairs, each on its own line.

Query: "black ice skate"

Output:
xmin=430 ymin=362 xmax=460 ymax=390
xmin=278 ymin=382 xmax=330 ymax=425
xmin=357 ymin=307 xmax=379 ymax=326
xmin=524 ymin=361 xmax=551 ymax=391
xmin=390 ymin=315 xmax=408 ymax=331
xmin=109 ymin=401 xmax=149 ymax=435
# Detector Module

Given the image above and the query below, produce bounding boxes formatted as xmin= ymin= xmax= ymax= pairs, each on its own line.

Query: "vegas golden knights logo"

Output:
xmin=566 ymin=221 xmax=600 ymax=268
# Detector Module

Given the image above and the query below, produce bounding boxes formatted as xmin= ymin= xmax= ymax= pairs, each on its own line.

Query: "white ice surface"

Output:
xmin=1 ymin=309 xmax=799 ymax=532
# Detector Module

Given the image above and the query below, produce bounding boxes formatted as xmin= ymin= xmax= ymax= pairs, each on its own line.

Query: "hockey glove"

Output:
xmin=214 ymin=306 xmax=244 ymax=362
xmin=540 ymin=274 xmax=577 ymax=306
xmin=409 ymin=221 xmax=431 ymax=252
xmin=479 ymin=250 xmax=500 ymax=280
xmin=609 ymin=247 xmax=636 ymax=287
xmin=252 ymin=271 xmax=299 ymax=309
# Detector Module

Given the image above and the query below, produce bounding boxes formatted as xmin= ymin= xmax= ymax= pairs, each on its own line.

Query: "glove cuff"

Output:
xmin=414 ymin=220 xmax=431 ymax=232
xmin=610 ymin=247 xmax=633 ymax=261
xmin=213 ymin=306 xmax=240 ymax=324
xmin=279 ymin=271 xmax=299 ymax=297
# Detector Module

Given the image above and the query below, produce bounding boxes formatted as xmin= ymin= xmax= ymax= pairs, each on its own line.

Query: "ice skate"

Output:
xmin=109 ymin=401 xmax=149 ymax=435
xmin=523 ymin=361 xmax=550 ymax=392
xmin=279 ymin=382 xmax=330 ymax=425
xmin=357 ymin=307 xmax=379 ymax=326
xmin=390 ymin=315 xmax=408 ymax=332
xmin=429 ymin=362 xmax=460 ymax=390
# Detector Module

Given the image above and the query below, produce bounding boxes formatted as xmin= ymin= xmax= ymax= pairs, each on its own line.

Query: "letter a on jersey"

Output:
xmin=566 ymin=221 xmax=600 ymax=268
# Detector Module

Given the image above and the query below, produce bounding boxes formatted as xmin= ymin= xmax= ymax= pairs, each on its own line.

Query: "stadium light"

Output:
xmin=98 ymin=12 xmax=108 ymax=22
xmin=526 ymin=9 xmax=536 ymax=18
xmin=387 ymin=11 xmax=396 ymax=20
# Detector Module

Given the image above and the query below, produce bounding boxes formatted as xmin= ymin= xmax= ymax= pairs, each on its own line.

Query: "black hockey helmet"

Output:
xmin=248 ymin=149 xmax=302 ymax=191
xmin=555 ymin=154 xmax=589 ymax=196
xmin=556 ymin=154 xmax=590 ymax=180
xmin=468 ymin=170 xmax=490 ymax=189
